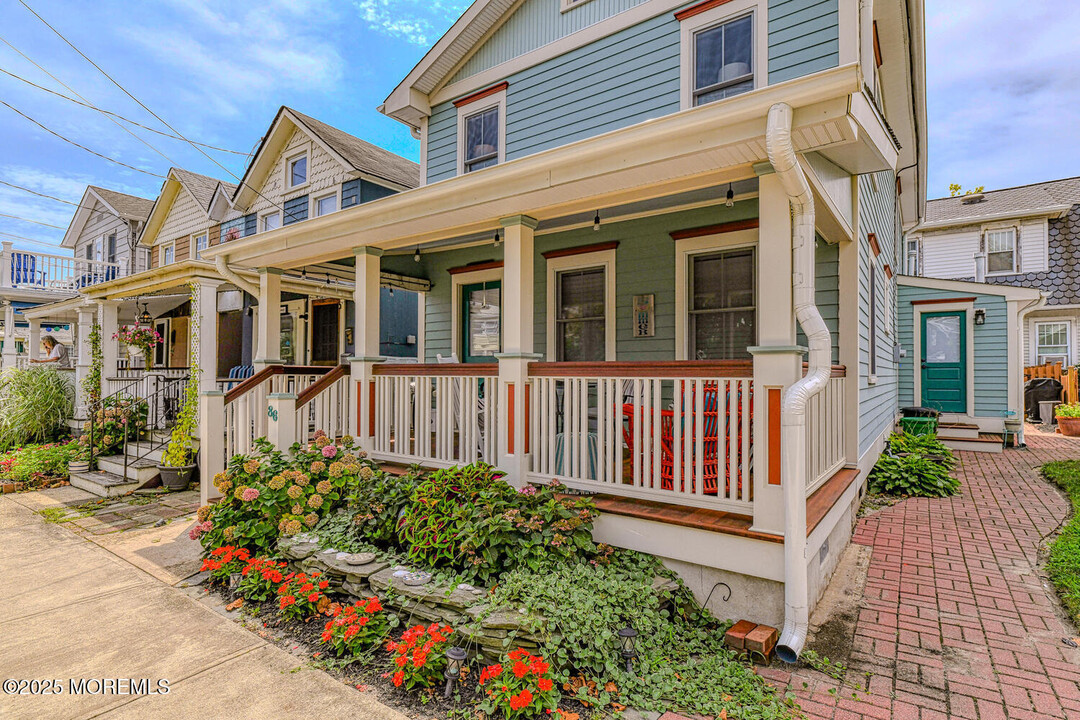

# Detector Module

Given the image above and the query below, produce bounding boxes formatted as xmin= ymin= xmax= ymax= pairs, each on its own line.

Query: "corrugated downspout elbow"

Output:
xmin=214 ymin=255 xmax=260 ymax=298
xmin=765 ymin=102 xmax=832 ymax=663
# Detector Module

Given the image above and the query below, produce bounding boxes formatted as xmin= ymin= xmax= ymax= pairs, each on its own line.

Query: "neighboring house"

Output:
xmin=0 ymin=185 xmax=152 ymax=370
xmin=907 ymin=177 xmax=1080 ymax=368
xmin=205 ymin=0 xmax=928 ymax=660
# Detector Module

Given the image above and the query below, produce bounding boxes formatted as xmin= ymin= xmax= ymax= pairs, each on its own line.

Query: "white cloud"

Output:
xmin=926 ymin=1 xmax=1080 ymax=196
xmin=353 ymin=0 xmax=469 ymax=45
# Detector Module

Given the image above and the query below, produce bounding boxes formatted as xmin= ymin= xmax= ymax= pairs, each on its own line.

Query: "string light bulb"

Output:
xmin=493 ymin=228 xmax=501 ymax=247
xmin=725 ymin=183 xmax=735 ymax=208
xmin=593 ymin=210 xmax=601 ymax=231
xmin=414 ymin=246 xmax=421 ymax=262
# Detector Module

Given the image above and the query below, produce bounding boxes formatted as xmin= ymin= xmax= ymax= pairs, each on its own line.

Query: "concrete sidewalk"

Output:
xmin=0 ymin=492 xmax=409 ymax=720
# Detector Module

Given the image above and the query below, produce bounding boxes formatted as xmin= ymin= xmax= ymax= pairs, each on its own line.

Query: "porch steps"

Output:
xmin=936 ymin=422 xmax=980 ymax=440
xmin=940 ymin=433 xmax=1004 ymax=454
xmin=69 ymin=469 xmax=141 ymax=498
xmin=96 ymin=455 xmax=161 ymax=485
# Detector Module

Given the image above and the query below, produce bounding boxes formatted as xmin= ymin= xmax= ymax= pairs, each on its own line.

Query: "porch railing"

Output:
xmin=370 ymin=363 xmax=499 ymax=466
xmin=806 ymin=370 xmax=846 ymax=494
xmin=527 ymin=361 xmax=754 ymax=514
xmin=0 ymin=244 xmax=124 ymax=293
xmin=223 ymin=366 xmax=330 ymax=460
xmin=295 ymin=365 xmax=352 ymax=445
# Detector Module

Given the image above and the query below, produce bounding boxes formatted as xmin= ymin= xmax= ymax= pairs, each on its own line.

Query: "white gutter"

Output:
xmin=765 ymin=103 xmax=832 ymax=663
xmin=214 ymin=256 xmax=260 ymax=298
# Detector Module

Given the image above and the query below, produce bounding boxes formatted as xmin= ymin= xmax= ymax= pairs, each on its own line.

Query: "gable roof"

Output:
xmin=232 ymin=107 xmax=418 ymax=209
xmin=139 ymin=167 xmax=233 ymax=247
xmin=61 ymin=186 xmax=154 ymax=248
xmin=925 ymin=176 xmax=1080 ymax=227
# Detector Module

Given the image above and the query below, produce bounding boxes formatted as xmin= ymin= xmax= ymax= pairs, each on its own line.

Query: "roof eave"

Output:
xmin=915 ymin=203 xmax=1074 ymax=231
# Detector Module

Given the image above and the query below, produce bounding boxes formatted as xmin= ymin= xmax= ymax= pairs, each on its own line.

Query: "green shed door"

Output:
xmin=921 ymin=311 xmax=966 ymax=413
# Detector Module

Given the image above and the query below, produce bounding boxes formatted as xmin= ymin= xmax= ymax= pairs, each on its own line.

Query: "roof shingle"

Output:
xmin=171 ymin=168 xmax=236 ymax=210
xmin=926 ymin=176 xmax=1080 ymax=225
xmin=287 ymin=108 xmax=419 ymax=189
xmin=87 ymin=186 xmax=154 ymax=221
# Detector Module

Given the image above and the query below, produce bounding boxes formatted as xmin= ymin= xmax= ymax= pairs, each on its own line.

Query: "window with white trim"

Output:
xmin=985 ymin=228 xmax=1017 ymax=275
xmin=287 ymin=154 xmax=307 ymax=188
xmin=463 ymin=106 xmax=499 ymax=172
xmin=691 ymin=13 xmax=754 ymax=106
xmin=315 ymin=193 xmax=338 ymax=216
xmin=555 ymin=268 xmax=606 ymax=361
xmin=161 ymin=243 xmax=175 ymax=266
xmin=688 ymin=247 xmax=755 ymax=359
xmin=193 ymin=232 xmax=209 ymax=259
xmin=262 ymin=212 xmax=281 ymax=232
xmin=905 ymin=238 xmax=921 ymax=276
xmin=94 ymin=236 xmax=104 ymax=262
xmin=1036 ymin=321 xmax=1070 ymax=366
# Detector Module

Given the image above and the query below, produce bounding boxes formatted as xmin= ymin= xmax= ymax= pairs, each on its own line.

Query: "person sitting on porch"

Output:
xmin=31 ymin=335 xmax=70 ymax=368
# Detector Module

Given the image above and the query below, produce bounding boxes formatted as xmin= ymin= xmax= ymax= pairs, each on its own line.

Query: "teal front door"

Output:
xmin=461 ymin=281 xmax=501 ymax=364
xmin=921 ymin=311 xmax=966 ymax=413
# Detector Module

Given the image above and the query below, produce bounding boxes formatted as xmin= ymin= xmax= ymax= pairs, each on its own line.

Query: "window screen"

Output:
xmin=689 ymin=248 xmax=755 ymax=359
xmin=555 ymin=268 xmax=605 ymax=361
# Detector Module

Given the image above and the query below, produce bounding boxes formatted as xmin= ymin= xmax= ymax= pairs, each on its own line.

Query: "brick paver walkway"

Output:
xmin=761 ymin=426 xmax=1080 ymax=719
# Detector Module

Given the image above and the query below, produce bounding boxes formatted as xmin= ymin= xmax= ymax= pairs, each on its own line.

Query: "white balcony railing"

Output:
xmin=806 ymin=373 xmax=847 ymax=494
xmin=0 ymin=243 xmax=124 ymax=293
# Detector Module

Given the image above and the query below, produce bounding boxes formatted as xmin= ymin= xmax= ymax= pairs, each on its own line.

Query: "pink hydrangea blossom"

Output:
xmin=241 ymin=487 xmax=260 ymax=502
xmin=188 ymin=520 xmax=212 ymax=540
xmin=518 ymin=485 xmax=537 ymax=496
xmin=321 ymin=444 xmax=338 ymax=459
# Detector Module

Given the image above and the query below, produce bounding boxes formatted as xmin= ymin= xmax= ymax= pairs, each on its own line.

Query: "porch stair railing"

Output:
xmin=370 ymin=363 xmax=499 ymax=466
xmin=222 ymin=365 xmax=331 ymax=461
xmin=527 ymin=361 xmax=754 ymax=515
xmin=295 ymin=364 xmax=351 ymax=445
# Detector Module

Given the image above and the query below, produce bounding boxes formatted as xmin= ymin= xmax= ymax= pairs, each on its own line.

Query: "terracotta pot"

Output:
xmin=158 ymin=464 xmax=196 ymax=490
xmin=68 ymin=460 xmax=90 ymax=474
xmin=1057 ymin=416 xmax=1080 ymax=437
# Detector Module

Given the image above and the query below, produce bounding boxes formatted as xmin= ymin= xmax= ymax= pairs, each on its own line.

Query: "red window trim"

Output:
xmin=453 ymin=82 xmax=509 ymax=109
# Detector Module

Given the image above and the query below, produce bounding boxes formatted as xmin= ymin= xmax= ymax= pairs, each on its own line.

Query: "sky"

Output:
xmin=0 ymin=0 xmax=1078 ymax=256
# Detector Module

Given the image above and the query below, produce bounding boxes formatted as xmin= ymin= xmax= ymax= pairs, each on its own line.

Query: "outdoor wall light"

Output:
xmin=443 ymin=646 xmax=468 ymax=697
xmin=974 ymin=308 xmax=986 ymax=325
xmin=618 ymin=626 xmax=638 ymax=673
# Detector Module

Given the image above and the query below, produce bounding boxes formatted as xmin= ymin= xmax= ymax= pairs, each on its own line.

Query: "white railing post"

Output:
xmin=351 ymin=246 xmax=383 ymax=450
xmin=267 ymin=392 xmax=298 ymax=454
xmin=1 ymin=302 xmax=16 ymax=370
xmin=0 ymin=241 xmax=11 ymax=289
xmin=200 ymin=390 xmax=226 ymax=505
xmin=496 ymin=355 xmax=540 ymax=488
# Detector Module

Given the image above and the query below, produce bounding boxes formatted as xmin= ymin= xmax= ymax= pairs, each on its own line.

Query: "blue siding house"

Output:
xmin=205 ymin=0 xmax=928 ymax=658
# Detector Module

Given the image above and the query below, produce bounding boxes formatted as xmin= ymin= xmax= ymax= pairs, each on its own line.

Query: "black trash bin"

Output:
xmin=1025 ymin=378 xmax=1063 ymax=422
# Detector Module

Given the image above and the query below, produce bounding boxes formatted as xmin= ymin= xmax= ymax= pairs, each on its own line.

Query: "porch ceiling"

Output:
xmin=205 ymin=65 xmax=888 ymax=272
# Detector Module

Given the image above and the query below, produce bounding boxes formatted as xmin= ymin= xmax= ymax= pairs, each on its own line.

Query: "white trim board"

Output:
xmin=451 ymin=265 xmax=503 ymax=360
xmin=677 ymin=0 xmax=767 ymax=112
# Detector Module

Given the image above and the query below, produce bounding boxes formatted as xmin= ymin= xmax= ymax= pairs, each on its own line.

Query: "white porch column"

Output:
xmin=254 ymin=267 xmax=283 ymax=369
xmin=1 ymin=303 xmax=16 ymax=369
xmin=837 ymin=225 xmax=861 ymax=465
xmin=0 ymin=241 xmax=12 ymax=289
xmin=27 ymin=319 xmax=41 ymax=361
xmin=98 ymin=300 xmax=120 ymax=393
xmin=350 ymin=247 xmax=383 ymax=447
xmin=74 ymin=307 xmax=95 ymax=417
xmin=192 ymin=279 xmax=222 ymax=396
xmin=496 ymin=215 xmax=540 ymax=488
xmin=749 ymin=171 xmax=801 ymax=536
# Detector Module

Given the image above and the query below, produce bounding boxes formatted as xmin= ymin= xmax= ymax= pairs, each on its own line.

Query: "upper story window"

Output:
xmin=315 ymin=193 xmax=338 ymax=216
xmin=93 ymin=236 xmax=104 ymax=262
xmin=263 ymin=212 xmax=281 ymax=232
xmin=689 ymin=247 xmax=755 ymax=359
xmin=692 ymin=14 xmax=754 ymax=105
xmin=287 ymin=154 xmax=308 ymax=188
xmin=107 ymin=233 xmax=117 ymax=263
xmin=161 ymin=243 xmax=175 ymax=266
xmin=464 ymin=107 xmax=499 ymax=172
xmin=193 ymin=232 xmax=209 ymax=260
xmin=985 ymin=228 xmax=1016 ymax=275
xmin=905 ymin=238 xmax=921 ymax=275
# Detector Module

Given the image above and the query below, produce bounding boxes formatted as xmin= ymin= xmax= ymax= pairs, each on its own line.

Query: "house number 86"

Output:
xmin=267 ymin=406 xmax=278 ymax=422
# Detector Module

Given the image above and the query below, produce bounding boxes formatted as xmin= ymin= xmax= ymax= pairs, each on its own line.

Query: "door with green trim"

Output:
xmin=921 ymin=311 xmax=966 ymax=413
xmin=461 ymin=281 xmax=500 ymax=364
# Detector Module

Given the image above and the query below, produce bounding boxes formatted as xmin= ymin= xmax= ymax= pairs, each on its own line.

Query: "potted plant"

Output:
xmin=113 ymin=325 xmax=162 ymax=370
xmin=1056 ymin=403 xmax=1080 ymax=437
xmin=68 ymin=442 xmax=91 ymax=474
xmin=158 ymin=372 xmax=199 ymax=489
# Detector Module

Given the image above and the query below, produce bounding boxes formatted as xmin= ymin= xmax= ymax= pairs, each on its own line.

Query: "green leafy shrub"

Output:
xmin=1042 ymin=461 xmax=1080 ymax=624
xmin=161 ymin=373 xmax=198 ymax=467
xmin=80 ymin=395 xmax=148 ymax=457
xmin=868 ymin=432 xmax=960 ymax=497
xmin=347 ymin=468 xmax=423 ymax=544
xmin=398 ymin=464 xmax=598 ymax=583
xmin=0 ymin=441 xmax=78 ymax=486
xmin=0 ymin=366 xmax=75 ymax=450
xmin=1057 ymin=403 xmax=1080 ymax=418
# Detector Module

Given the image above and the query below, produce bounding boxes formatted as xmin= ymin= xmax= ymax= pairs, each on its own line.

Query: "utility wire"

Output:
xmin=0 ymin=179 xmax=134 ymax=223
xmin=0 ymin=100 xmax=166 ymax=178
xmin=0 ymin=212 xmax=65 ymax=229
xmin=0 ymin=65 xmax=247 ymax=155
xmin=0 ymin=34 xmax=176 ymax=167
xmin=17 ymin=0 xmax=299 ymax=222
xmin=0 ymin=231 xmax=64 ymax=251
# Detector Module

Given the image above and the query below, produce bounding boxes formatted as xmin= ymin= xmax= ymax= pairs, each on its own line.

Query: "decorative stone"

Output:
xmin=278 ymin=536 xmax=319 ymax=560
xmin=342 ymin=579 xmax=369 ymax=597
xmin=403 ymin=571 xmax=433 ymax=586
xmin=344 ymin=552 xmax=376 ymax=566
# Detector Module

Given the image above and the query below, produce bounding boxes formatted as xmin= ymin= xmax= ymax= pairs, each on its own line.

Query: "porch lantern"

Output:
xmin=443 ymin=646 xmax=468 ymax=697
xmin=136 ymin=300 xmax=153 ymax=327
xmin=493 ymin=228 xmax=501 ymax=247
xmin=974 ymin=308 xmax=986 ymax=325
xmin=414 ymin=246 xmax=421 ymax=262
xmin=618 ymin=626 xmax=638 ymax=673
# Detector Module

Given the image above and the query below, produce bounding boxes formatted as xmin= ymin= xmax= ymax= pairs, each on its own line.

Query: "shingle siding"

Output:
xmin=982 ymin=205 xmax=1080 ymax=305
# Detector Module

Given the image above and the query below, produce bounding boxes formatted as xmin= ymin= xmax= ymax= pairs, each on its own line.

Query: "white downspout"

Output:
xmin=214 ymin=255 xmax=260 ymax=298
xmin=765 ymin=103 xmax=832 ymax=663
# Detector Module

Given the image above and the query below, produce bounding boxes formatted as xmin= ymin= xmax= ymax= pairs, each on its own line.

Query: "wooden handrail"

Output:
xmin=223 ymin=365 xmax=332 ymax=404
xmin=372 ymin=363 xmax=498 ymax=377
xmin=529 ymin=361 xmax=754 ymax=378
xmin=296 ymin=365 xmax=348 ymax=407
xmin=802 ymin=364 xmax=847 ymax=378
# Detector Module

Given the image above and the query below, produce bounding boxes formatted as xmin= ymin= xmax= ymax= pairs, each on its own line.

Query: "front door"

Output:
xmin=311 ymin=302 xmax=339 ymax=365
xmin=921 ymin=311 xmax=966 ymax=413
xmin=461 ymin=281 xmax=501 ymax=364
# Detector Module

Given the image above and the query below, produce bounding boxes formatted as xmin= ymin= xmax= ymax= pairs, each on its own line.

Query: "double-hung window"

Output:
xmin=162 ymin=243 xmax=175 ymax=266
xmin=688 ymin=247 xmax=755 ymax=359
xmin=262 ymin=212 xmax=281 ymax=232
xmin=193 ymin=232 xmax=209 ymax=259
xmin=985 ymin=228 xmax=1017 ymax=275
xmin=464 ymin=106 xmax=499 ymax=173
xmin=1036 ymin=322 xmax=1070 ymax=366
xmin=555 ymin=268 xmax=606 ymax=361
xmin=288 ymin=154 xmax=307 ymax=188
xmin=692 ymin=14 xmax=754 ymax=106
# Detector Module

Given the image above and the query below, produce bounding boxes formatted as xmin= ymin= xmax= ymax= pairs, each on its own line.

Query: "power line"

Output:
xmin=0 ymin=100 xmax=166 ymax=178
xmin=0 ymin=231 xmax=64 ymax=251
xmin=0 ymin=65 xmax=247 ymax=155
xmin=0 ymin=34 xmax=176 ymax=167
xmin=0 ymin=180 xmax=135 ymax=224
xmin=16 ymin=0 xmax=298 ymax=222
xmin=0 ymin=212 xmax=65 ymax=229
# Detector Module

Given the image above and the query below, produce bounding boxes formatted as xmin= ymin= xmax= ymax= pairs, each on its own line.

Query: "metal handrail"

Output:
xmin=120 ymin=374 xmax=188 ymax=481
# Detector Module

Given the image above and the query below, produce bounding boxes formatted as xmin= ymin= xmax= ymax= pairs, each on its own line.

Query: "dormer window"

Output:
xmin=288 ymin=154 xmax=308 ymax=188
xmin=464 ymin=107 xmax=499 ymax=172
xmin=692 ymin=14 xmax=753 ymax=105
